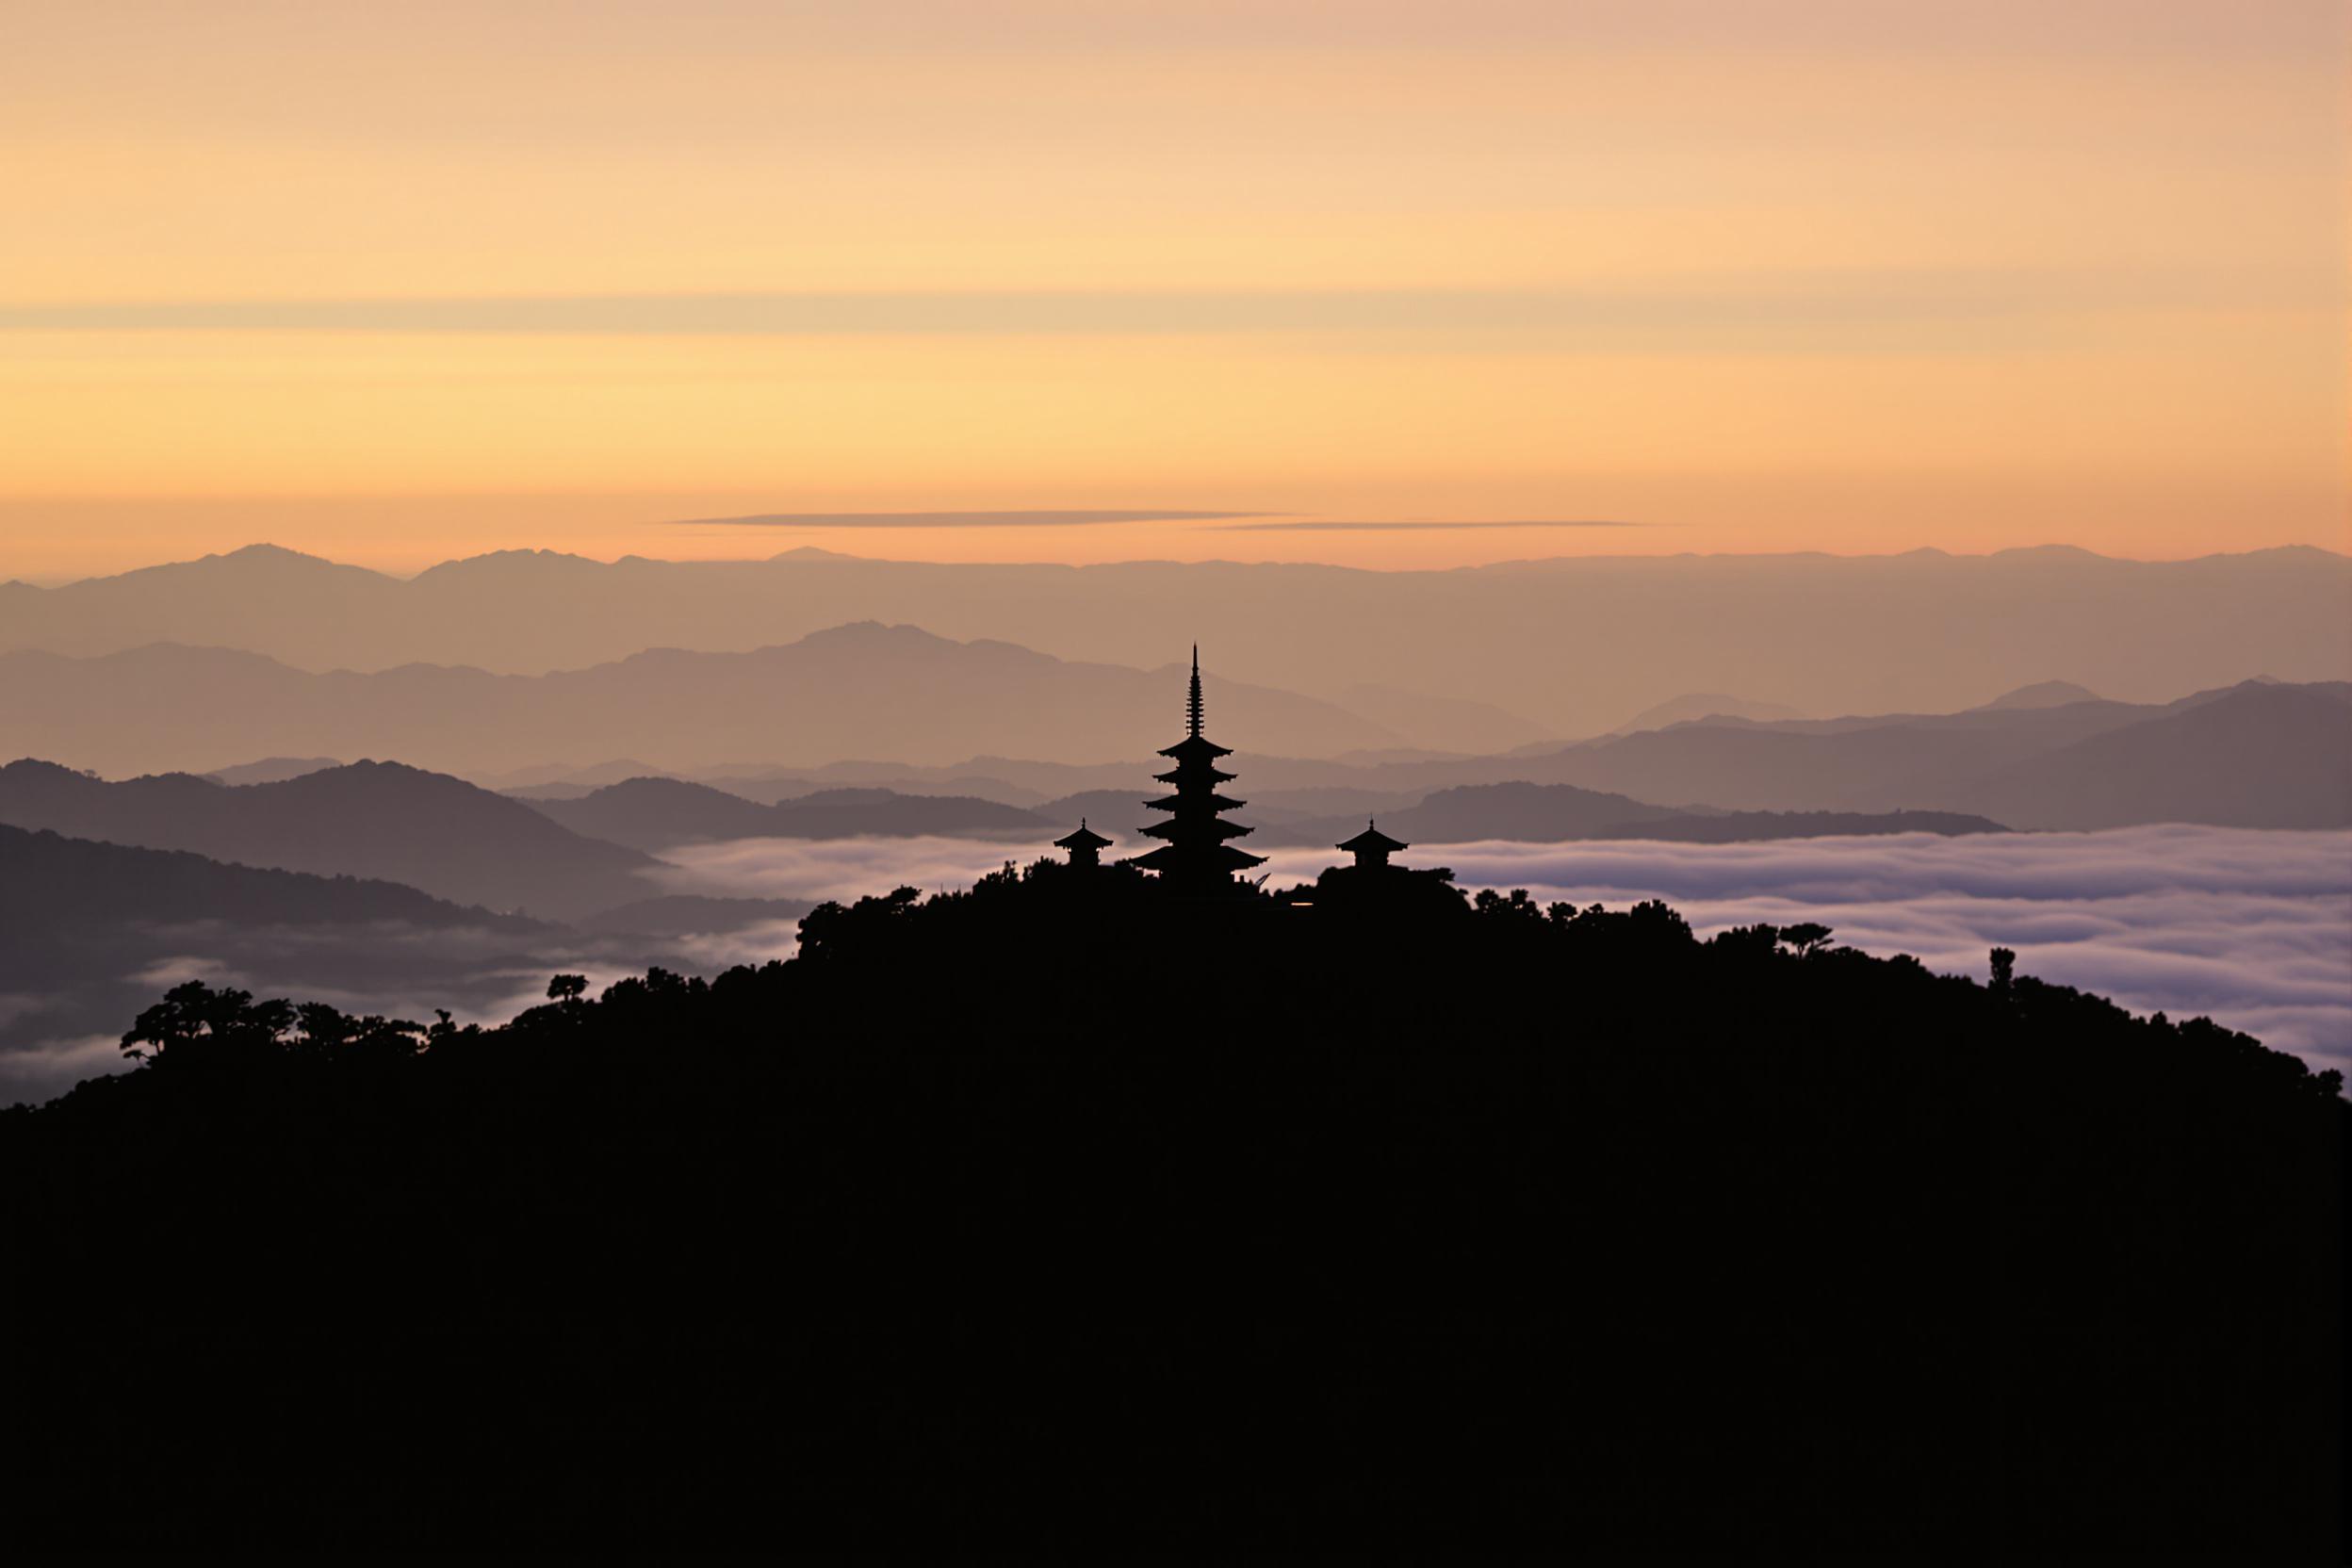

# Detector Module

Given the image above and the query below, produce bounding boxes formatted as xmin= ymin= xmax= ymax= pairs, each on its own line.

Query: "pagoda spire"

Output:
xmin=1127 ymin=645 xmax=1265 ymax=892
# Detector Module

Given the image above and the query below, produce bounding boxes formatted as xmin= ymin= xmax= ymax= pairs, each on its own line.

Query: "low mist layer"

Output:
xmin=660 ymin=825 xmax=2352 ymax=1075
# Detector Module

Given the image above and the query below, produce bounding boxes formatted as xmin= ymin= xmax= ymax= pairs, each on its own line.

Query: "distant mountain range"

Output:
xmin=1604 ymin=693 xmax=1808 ymax=735
xmin=0 ymin=818 xmax=539 ymax=935
xmin=1 ymin=678 xmax=2335 ymax=1011
xmin=1274 ymin=782 xmax=1690 ymax=846
xmin=1954 ymin=683 xmax=2352 ymax=830
xmin=526 ymin=777 xmax=1050 ymax=851
xmin=1465 ymin=679 xmax=2352 ymax=827
xmin=0 ymin=626 xmax=1419 ymax=774
xmin=5 ymin=541 xmax=2344 ymax=734
xmin=1978 ymin=679 xmax=2102 ymax=711
xmin=1269 ymin=787 xmax=2004 ymax=848
xmin=203 ymin=756 xmax=344 ymax=786
xmin=0 ymin=759 xmax=662 ymax=918
xmin=509 ymin=774 xmax=2003 ymax=854
xmin=487 ymin=678 xmax=2352 ymax=834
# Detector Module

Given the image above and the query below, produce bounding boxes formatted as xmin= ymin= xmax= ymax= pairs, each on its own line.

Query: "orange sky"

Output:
xmin=2 ymin=1 xmax=2343 ymax=580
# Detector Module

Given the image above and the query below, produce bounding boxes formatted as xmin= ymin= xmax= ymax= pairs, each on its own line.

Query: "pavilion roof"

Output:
xmin=1337 ymin=820 xmax=1410 ymax=854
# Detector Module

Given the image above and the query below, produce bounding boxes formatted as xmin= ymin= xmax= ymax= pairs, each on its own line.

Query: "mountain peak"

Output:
xmin=1977 ymin=679 xmax=2101 ymax=710
xmin=794 ymin=621 xmax=954 ymax=649
xmin=1609 ymin=693 xmax=1806 ymax=735
xmin=1987 ymin=545 xmax=2109 ymax=564
xmin=410 ymin=548 xmax=606 ymax=583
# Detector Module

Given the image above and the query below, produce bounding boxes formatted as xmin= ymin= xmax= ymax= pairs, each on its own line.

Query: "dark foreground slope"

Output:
xmin=0 ymin=862 xmax=2339 ymax=1557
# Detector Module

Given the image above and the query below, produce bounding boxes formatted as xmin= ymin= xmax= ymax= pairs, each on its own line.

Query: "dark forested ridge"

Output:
xmin=1 ymin=860 xmax=2340 ymax=1556
xmin=0 ymin=757 xmax=660 ymax=918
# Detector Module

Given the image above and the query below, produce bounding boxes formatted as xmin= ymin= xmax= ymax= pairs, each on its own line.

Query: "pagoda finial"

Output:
xmin=1186 ymin=645 xmax=1204 ymax=738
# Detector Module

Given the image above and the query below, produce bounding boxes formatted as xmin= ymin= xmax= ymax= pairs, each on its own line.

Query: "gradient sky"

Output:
xmin=3 ymin=0 xmax=2344 ymax=578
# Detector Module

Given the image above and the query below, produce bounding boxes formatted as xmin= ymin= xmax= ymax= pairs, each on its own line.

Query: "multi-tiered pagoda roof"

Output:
xmin=1127 ymin=647 xmax=1266 ymax=891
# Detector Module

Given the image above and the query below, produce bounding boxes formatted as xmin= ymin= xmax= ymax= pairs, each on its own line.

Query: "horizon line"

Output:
xmin=7 ymin=538 xmax=2347 ymax=590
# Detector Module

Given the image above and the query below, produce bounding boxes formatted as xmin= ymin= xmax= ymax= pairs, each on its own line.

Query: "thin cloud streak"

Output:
xmin=1211 ymin=519 xmax=1645 ymax=531
xmin=0 ymin=275 xmax=2227 ymax=348
xmin=670 ymin=510 xmax=1277 ymax=529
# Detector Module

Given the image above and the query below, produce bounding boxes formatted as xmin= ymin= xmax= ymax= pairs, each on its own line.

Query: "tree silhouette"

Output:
xmin=1782 ymin=921 xmax=1834 ymax=956
xmin=118 ymin=980 xmax=293 ymax=1070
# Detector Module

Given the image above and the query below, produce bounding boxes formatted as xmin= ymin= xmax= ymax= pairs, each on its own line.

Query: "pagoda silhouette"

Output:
xmin=1127 ymin=647 xmax=1266 ymax=892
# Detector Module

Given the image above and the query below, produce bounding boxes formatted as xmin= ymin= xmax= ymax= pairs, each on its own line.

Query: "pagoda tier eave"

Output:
xmin=1127 ymin=842 xmax=1266 ymax=874
xmin=1157 ymin=735 xmax=1233 ymax=760
xmin=1140 ymin=818 xmax=1255 ymax=843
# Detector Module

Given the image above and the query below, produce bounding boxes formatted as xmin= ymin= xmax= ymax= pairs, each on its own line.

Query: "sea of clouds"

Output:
xmin=658 ymin=825 xmax=2352 ymax=1076
xmin=9 ymin=825 xmax=2342 ymax=1107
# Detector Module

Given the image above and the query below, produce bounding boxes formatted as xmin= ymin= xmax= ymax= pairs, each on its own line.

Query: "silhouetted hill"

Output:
xmin=771 ymin=787 xmax=1049 ymax=837
xmin=0 ymin=863 xmax=2335 ymax=1556
xmin=1606 ymin=691 xmax=1806 ymax=734
xmin=1285 ymin=781 xmax=1687 ymax=844
xmin=1958 ymin=682 xmax=2352 ymax=829
xmin=0 ymin=818 xmax=533 ymax=932
xmin=521 ymin=776 xmax=783 ymax=847
xmin=1450 ymin=680 xmax=2349 ymax=825
xmin=6 ymin=543 xmax=2345 ymax=733
xmin=698 ymin=766 xmax=1054 ymax=808
xmin=0 ymin=627 xmax=1407 ymax=774
xmin=528 ymin=776 xmax=1050 ymax=849
xmin=202 ymin=755 xmax=344 ymax=786
xmin=1502 ymin=700 xmax=2150 ymax=810
xmin=1030 ymin=789 xmax=1155 ymax=841
xmin=1264 ymin=792 xmax=2002 ymax=848
xmin=475 ymin=758 xmax=669 ymax=792
xmin=499 ymin=779 xmax=608 ymax=801
xmin=0 ymin=759 xmax=661 ymax=917
xmin=1976 ymin=678 xmax=2100 ymax=710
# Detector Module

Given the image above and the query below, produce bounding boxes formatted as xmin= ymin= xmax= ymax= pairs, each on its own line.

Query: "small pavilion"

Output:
xmin=1336 ymin=820 xmax=1409 ymax=872
xmin=1055 ymin=819 xmax=1114 ymax=868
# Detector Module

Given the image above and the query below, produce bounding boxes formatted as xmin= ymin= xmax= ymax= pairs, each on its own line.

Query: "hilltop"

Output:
xmin=2 ymin=861 xmax=2336 ymax=1556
